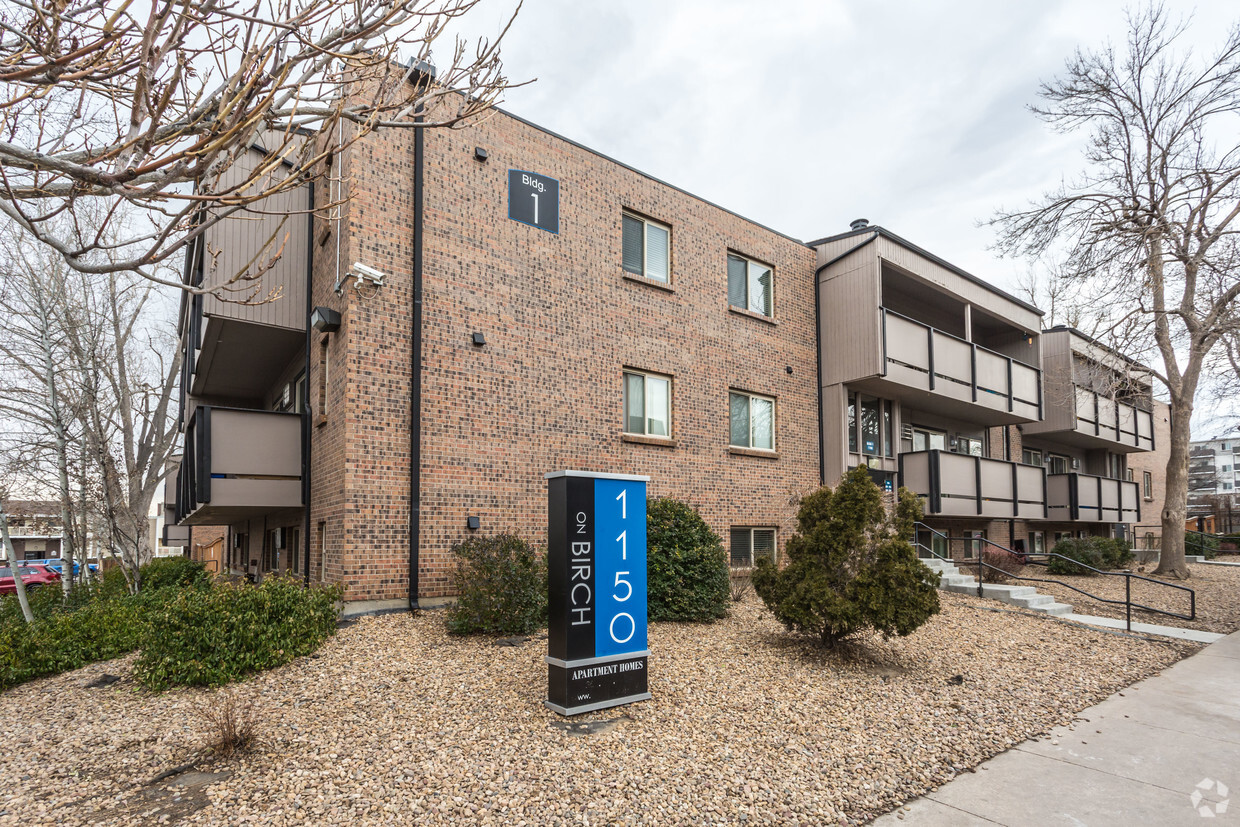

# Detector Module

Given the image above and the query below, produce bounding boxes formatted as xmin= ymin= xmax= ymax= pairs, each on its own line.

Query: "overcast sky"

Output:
xmin=444 ymin=0 xmax=1235 ymax=294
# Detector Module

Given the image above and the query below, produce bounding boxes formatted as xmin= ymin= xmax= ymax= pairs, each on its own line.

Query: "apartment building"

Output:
xmin=811 ymin=229 xmax=1155 ymax=559
xmin=1187 ymin=437 xmax=1240 ymax=532
xmin=166 ymin=73 xmax=1165 ymax=602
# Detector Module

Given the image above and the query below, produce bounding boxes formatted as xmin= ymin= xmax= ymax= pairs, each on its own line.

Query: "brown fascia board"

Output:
xmin=1047 ymin=324 xmax=1153 ymax=376
xmin=806 ymin=225 xmax=1045 ymax=318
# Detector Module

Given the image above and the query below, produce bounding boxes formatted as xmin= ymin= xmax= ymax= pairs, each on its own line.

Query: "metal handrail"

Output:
xmin=1133 ymin=526 xmax=1219 ymax=557
xmin=912 ymin=522 xmax=952 ymax=563
xmin=940 ymin=533 xmax=1195 ymax=631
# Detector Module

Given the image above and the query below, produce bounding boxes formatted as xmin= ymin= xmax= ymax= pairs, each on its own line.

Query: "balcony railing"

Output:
xmin=176 ymin=406 xmax=302 ymax=525
xmin=1045 ymin=473 xmax=1141 ymax=524
xmin=1073 ymin=385 xmax=1154 ymax=450
xmin=898 ymin=449 xmax=1046 ymax=520
xmin=882 ymin=308 xmax=1041 ymax=421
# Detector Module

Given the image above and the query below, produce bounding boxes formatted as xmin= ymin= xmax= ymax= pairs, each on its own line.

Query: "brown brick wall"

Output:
xmin=317 ymin=108 xmax=820 ymax=601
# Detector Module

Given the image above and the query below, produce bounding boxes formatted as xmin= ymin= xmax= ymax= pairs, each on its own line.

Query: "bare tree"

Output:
xmin=0 ymin=0 xmax=524 ymax=297
xmin=990 ymin=4 xmax=1240 ymax=579
xmin=0 ymin=226 xmax=86 ymax=597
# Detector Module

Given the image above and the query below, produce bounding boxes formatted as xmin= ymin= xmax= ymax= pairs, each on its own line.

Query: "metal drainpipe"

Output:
xmin=408 ymin=109 xmax=424 ymax=612
xmin=303 ymin=181 xmax=314 ymax=586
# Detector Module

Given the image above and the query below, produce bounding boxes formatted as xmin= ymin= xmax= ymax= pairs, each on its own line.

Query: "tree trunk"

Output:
xmin=0 ymin=500 xmax=35 ymax=623
xmin=1154 ymin=396 xmax=1193 ymax=579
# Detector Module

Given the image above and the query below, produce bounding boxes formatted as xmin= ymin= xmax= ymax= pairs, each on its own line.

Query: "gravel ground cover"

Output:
xmin=0 ymin=593 xmax=1198 ymax=826
xmin=1023 ymin=561 xmax=1240 ymax=634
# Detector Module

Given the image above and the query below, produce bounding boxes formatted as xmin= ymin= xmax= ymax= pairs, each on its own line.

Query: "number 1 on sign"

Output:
xmin=616 ymin=488 xmax=626 ymax=518
xmin=531 ymin=193 xmax=539 ymax=223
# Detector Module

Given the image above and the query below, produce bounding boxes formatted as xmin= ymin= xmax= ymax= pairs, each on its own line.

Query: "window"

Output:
xmin=955 ymin=436 xmax=984 ymax=457
xmin=623 ymin=370 xmax=671 ymax=437
xmin=1022 ymin=448 xmax=1044 ymax=467
xmin=911 ymin=427 xmax=947 ymax=452
xmin=1030 ymin=532 xmax=1045 ymax=555
xmin=1046 ymin=454 xmax=1070 ymax=475
xmin=964 ymin=530 xmax=986 ymax=558
xmin=622 ymin=213 xmax=670 ymax=283
xmin=1143 ymin=471 xmax=1153 ymax=500
xmin=727 ymin=253 xmax=773 ymax=317
xmin=730 ymin=527 xmax=776 ymax=567
xmin=847 ymin=392 xmax=894 ymax=457
xmin=730 ymin=392 xmax=775 ymax=450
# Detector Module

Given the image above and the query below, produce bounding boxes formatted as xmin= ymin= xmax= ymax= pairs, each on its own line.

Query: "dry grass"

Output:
xmin=729 ymin=571 xmax=752 ymax=602
xmin=196 ymin=690 xmax=258 ymax=759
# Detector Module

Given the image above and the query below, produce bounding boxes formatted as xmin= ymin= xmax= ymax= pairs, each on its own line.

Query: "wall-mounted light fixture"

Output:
xmin=471 ymin=332 xmax=487 ymax=346
xmin=310 ymin=306 xmax=341 ymax=334
xmin=466 ymin=516 xmax=480 ymax=530
xmin=474 ymin=147 xmax=489 ymax=162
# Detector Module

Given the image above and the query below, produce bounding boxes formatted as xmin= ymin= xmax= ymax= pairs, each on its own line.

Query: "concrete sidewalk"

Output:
xmin=873 ymin=630 xmax=1240 ymax=826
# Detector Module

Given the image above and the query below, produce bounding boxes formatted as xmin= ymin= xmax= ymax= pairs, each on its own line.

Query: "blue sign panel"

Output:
xmin=545 ymin=470 xmax=651 ymax=716
xmin=593 ymin=478 xmax=648 ymax=658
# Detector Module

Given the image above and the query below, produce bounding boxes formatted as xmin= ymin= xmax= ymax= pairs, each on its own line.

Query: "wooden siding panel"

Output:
xmin=202 ymin=147 xmax=310 ymax=331
xmin=819 ymin=256 xmax=881 ymax=386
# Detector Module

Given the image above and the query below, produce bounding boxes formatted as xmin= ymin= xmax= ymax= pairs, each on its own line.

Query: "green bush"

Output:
xmin=133 ymin=576 xmax=342 ymax=689
xmin=139 ymin=556 xmax=211 ymax=591
xmin=1046 ymin=538 xmax=1104 ymax=575
xmin=646 ymin=498 xmax=729 ymax=622
xmin=1047 ymin=537 xmax=1135 ymax=574
xmin=752 ymin=467 xmax=940 ymax=648
xmin=446 ymin=535 xmax=547 ymax=635
xmin=0 ymin=591 xmax=150 ymax=689
xmin=1186 ymin=532 xmax=1220 ymax=560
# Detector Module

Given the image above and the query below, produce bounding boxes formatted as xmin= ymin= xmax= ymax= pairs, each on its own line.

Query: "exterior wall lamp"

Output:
xmin=310 ymin=306 xmax=341 ymax=334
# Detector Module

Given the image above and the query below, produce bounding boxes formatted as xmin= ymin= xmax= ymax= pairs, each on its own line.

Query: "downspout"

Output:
xmin=409 ymin=109 xmax=424 ymax=612
xmin=813 ymin=231 xmax=880 ymax=486
xmin=303 ymin=181 xmax=314 ymax=585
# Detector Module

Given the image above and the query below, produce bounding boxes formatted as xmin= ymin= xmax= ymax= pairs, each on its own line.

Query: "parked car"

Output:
xmin=0 ymin=564 xmax=61 ymax=595
xmin=41 ymin=559 xmax=98 ymax=577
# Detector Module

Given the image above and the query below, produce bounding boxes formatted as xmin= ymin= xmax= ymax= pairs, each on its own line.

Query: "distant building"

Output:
xmin=1187 ymin=437 xmax=1240 ymax=532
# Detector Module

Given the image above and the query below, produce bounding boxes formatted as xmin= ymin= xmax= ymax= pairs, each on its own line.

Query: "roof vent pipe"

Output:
xmin=850 ymin=218 xmax=870 ymax=231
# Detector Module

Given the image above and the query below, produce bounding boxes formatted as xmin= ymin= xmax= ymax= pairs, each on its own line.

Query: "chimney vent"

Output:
xmin=850 ymin=218 xmax=870 ymax=231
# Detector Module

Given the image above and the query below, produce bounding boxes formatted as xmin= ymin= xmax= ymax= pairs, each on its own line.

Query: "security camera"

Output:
xmin=351 ymin=262 xmax=385 ymax=285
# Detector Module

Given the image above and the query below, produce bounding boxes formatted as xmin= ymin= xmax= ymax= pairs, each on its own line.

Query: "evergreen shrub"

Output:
xmin=646 ymin=498 xmax=729 ymax=622
xmin=445 ymin=534 xmax=547 ymax=635
xmin=752 ymin=467 xmax=940 ymax=647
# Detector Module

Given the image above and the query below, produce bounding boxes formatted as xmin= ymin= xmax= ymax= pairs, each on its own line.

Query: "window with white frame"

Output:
xmin=730 ymin=391 xmax=775 ymax=450
xmin=622 ymin=212 xmax=670 ymax=283
xmin=730 ymin=527 xmax=776 ymax=567
xmin=623 ymin=370 xmax=672 ymax=437
xmin=727 ymin=253 xmax=773 ymax=317
xmin=1143 ymin=471 xmax=1153 ymax=500
xmin=1022 ymin=448 xmax=1043 ymax=466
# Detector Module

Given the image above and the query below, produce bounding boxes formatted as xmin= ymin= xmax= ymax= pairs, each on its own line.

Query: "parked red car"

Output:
xmin=0 ymin=564 xmax=61 ymax=595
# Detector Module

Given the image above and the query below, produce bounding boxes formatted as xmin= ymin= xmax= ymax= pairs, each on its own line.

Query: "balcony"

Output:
xmin=1045 ymin=473 xmax=1141 ymax=523
xmin=176 ymin=406 xmax=303 ymax=525
xmin=899 ymin=450 xmax=1046 ymax=520
xmin=881 ymin=309 xmax=1042 ymax=425
xmin=1071 ymin=386 xmax=1154 ymax=451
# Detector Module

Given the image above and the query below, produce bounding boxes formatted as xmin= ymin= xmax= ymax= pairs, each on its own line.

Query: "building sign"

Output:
xmin=508 ymin=169 xmax=559 ymax=234
xmin=545 ymin=470 xmax=650 ymax=715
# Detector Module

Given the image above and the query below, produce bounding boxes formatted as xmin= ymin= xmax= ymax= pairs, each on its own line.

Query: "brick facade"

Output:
xmin=311 ymin=109 xmax=819 ymax=601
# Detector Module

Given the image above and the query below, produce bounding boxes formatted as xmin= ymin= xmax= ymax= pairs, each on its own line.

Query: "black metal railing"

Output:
xmin=912 ymin=523 xmax=1195 ymax=632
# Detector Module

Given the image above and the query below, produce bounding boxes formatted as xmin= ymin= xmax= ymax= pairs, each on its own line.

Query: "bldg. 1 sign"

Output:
xmin=508 ymin=169 xmax=559 ymax=234
xmin=545 ymin=470 xmax=650 ymax=715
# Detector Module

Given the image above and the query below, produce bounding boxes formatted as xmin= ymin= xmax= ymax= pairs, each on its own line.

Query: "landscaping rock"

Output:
xmin=0 ymin=593 xmax=1198 ymax=825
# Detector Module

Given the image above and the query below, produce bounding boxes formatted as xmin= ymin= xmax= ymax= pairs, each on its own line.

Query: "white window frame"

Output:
xmin=1143 ymin=471 xmax=1153 ymax=500
xmin=729 ymin=391 xmax=776 ymax=451
xmin=622 ymin=369 xmax=673 ymax=438
xmin=730 ymin=527 xmax=777 ymax=568
xmin=622 ymin=212 xmax=671 ymax=283
xmin=727 ymin=252 xmax=774 ymax=317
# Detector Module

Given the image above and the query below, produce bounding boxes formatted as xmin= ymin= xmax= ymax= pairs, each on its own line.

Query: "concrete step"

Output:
xmin=1029 ymin=602 xmax=1073 ymax=616
xmin=1007 ymin=593 xmax=1054 ymax=609
xmin=944 ymin=581 xmax=980 ymax=595
xmin=980 ymin=584 xmax=1037 ymax=600
xmin=939 ymin=574 xmax=974 ymax=587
